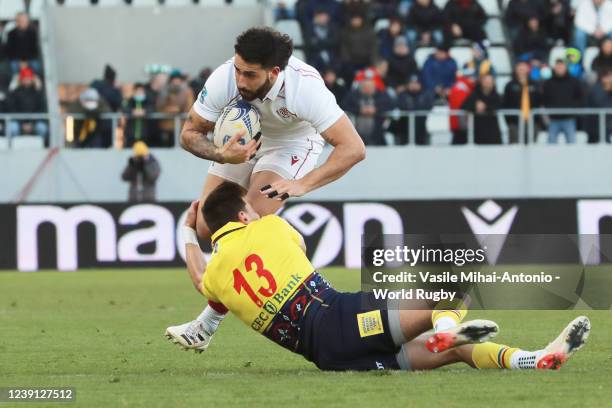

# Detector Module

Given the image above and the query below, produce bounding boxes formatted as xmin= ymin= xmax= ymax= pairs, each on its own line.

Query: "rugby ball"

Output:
xmin=213 ymin=100 xmax=261 ymax=148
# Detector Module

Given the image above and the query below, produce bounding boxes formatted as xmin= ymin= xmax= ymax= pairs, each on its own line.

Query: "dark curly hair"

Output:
xmin=234 ymin=27 xmax=293 ymax=70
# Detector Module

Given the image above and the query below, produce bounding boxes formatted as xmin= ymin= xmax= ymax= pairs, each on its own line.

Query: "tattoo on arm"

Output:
xmin=180 ymin=112 xmax=224 ymax=163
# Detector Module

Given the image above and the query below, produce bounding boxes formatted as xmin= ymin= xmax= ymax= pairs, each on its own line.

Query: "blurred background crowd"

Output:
xmin=1 ymin=0 xmax=611 ymax=148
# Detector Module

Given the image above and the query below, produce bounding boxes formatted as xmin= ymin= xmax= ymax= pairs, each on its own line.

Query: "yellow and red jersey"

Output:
xmin=202 ymin=215 xmax=313 ymax=333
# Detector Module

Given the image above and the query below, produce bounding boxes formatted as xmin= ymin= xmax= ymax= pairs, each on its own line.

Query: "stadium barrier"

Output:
xmin=1 ymin=108 xmax=611 ymax=149
xmin=3 ymin=198 xmax=612 ymax=271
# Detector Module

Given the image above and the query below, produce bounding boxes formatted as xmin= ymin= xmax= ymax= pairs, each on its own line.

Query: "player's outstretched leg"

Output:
xmin=401 ymin=315 xmax=590 ymax=371
xmin=425 ymin=319 xmax=499 ymax=353
xmin=165 ymin=305 xmax=226 ymax=353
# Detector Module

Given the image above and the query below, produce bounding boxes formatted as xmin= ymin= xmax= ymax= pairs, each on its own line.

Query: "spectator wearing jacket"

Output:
xmin=5 ymin=13 xmax=41 ymax=75
xmin=342 ymin=76 xmax=395 ymax=145
xmin=304 ymin=9 xmax=340 ymax=70
xmin=585 ymin=70 xmax=612 ymax=142
xmin=592 ymin=38 xmax=612 ymax=78
xmin=421 ymin=44 xmax=458 ymax=98
xmin=462 ymin=73 xmax=502 ymax=144
xmin=121 ymin=141 xmax=161 ymax=202
xmin=340 ymin=13 xmax=378 ymax=83
xmin=406 ymin=0 xmax=444 ymax=48
xmin=573 ymin=0 xmax=612 ymax=53
xmin=542 ymin=59 xmax=585 ymax=143
xmin=503 ymin=61 xmax=543 ymax=143
xmin=390 ymin=75 xmax=436 ymax=144
xmin=7 ymin=67 xmax=47 ymax=144
xmin=443 ymin=0 xmax=487 ymax=43
xmin=386 ymin=36 xmax=419 ymax=90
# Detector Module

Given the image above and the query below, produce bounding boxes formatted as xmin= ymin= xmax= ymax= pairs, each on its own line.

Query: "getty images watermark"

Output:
xmin=361 ymin=234 xmax=612 ymax=310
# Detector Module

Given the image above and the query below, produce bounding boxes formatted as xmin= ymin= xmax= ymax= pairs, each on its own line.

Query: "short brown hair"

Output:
xmin=202 ymin=182 xmax=247 ymax=234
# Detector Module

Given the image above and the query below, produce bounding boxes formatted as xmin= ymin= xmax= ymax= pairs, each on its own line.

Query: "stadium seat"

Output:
xmin=129 ymin=0 xmax=161 ymax=6
xmin=426 ymin=105 xmax=452 ymax=144
xmin=230 ymin=0 xmax=261 ymax=5
xmin=274 ymin=19 xmax=303 ymax=47
xmin=583 ymin=46 xmax=599 ymax=74
xmin=485 ymin=18 xmax=505 ymax=45
xmin=374 ymin=18 xmax=389 ymax=33
xmin=496 ymin=75 xmax=511 ymax=94
xmin=449 ymin=47 xmax=472 ymax=69
xmin=489 ymin=47 xmax=512 ymax=74
xmin=415 ymin=47 xmax=434 ymax=69
xmin=200 ymin=0 xmax=227 ymax=5
xmin=434 ymin=0 xmax=448 ymax=9
xmin=292 ymin=49 xmax=305 ymax=61
xmin=549 ymin=46 xmax=566 ymax=66
xmin=10 ymin=136 xmax=45 ymax=150
xmin=0 ymin=1 xmax=26 ymax=19
xmin=62 ymin=0 xmax=96 ymax=6
xmin=165 ymin=0 xmax=195 ymax=5
xmin=480 ymin=0 xmax=501 ymax=16
xmin=29 ymin=0 xmax=46 ymax=18
xmin=2 ymin=21 xmax=15 ymax=43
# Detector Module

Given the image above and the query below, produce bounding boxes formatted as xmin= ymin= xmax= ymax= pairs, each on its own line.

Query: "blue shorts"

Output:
xmin=298 ymin=289 xmax=402 ymax=371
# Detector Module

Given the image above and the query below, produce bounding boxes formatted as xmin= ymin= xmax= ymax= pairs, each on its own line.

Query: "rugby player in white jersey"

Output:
xmin=165 ymin=27 xmax=366 ymax=350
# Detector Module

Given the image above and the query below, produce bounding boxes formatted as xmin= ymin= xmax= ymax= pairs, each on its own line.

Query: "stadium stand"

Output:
xmin=1 ymin=0 xmax=612 ymax=149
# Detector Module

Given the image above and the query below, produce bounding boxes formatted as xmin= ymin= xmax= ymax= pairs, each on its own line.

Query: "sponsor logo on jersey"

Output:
xmin=291 ymin=155 xmax=300 ymax=166
xmin=276 ymin=107 xmax=294 ymax=119
xmin=198 ymin=86 xmax=207 ymax=104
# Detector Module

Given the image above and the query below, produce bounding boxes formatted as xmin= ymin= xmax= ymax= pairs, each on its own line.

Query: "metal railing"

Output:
xmin=385 ymin=108 xmax=612 ymax=145
xmin=1 ymin=108 xmax=611 ymax=149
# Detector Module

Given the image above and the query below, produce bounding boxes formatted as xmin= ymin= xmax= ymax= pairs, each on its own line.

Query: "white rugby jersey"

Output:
xmin=192 ymin=56 xmax=344 ymax=147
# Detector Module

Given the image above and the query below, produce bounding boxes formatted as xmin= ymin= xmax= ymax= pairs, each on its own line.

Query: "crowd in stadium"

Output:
xmin=1 ymin=0 xmax=612 ymax=147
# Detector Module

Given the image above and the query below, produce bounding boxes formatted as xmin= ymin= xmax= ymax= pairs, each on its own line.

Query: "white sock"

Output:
xmin=434 ymin=316 xmax=458 ymax=333
xmin=196 ymin=306 xmax=226 ymax=335
xmin=509 ymin=350 xmax=544 ymax=369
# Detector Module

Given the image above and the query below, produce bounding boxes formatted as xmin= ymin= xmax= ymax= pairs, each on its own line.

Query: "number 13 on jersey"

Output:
xmin=232 ymin=254 xmax=277 ymax=307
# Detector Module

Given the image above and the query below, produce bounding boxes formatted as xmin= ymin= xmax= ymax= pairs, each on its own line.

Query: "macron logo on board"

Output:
xmin=462 ymin=200 xmax=518 ymax=264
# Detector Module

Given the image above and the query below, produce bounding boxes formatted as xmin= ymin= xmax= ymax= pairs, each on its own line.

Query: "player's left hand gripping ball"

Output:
xmin=260 ymin=179 xmax=307 ymax=201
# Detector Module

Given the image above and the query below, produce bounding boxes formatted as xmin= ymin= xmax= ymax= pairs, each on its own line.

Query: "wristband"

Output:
xmin=182 ymin=226 xmax=199 ymax=245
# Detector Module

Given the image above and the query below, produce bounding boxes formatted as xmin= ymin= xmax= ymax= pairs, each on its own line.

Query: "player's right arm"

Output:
xmin=180 ymin=108 xmax=259 ymax=164
xmin=180 ymin=60 xmax=259 ymax=164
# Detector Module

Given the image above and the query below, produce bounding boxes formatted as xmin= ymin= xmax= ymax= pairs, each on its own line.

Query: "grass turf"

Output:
xmin=1 ymin=268 xmax=611 ymax=408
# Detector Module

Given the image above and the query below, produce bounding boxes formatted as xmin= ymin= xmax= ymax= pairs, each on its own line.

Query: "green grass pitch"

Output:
xmin=1 ymin=268 xmax=611 ymax=408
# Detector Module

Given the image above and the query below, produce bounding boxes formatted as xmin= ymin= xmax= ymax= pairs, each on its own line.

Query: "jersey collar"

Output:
xmin=210 ymin=221 xmax=247 ymax=245
xmin=264 ymin=71 xmax=285 ymax=101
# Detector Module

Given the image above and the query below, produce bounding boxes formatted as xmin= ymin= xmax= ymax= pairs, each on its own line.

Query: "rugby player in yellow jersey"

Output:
xmin=167 ymin=182 xmax=591 ymax=371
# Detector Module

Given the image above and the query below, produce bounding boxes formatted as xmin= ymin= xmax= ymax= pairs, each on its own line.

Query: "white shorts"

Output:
xmin=208 ymin=138 xmax=324 ymax=189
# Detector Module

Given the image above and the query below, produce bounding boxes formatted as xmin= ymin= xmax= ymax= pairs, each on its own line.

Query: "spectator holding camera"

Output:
xmin=121 ymin=141 xmax=161 ymax=202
